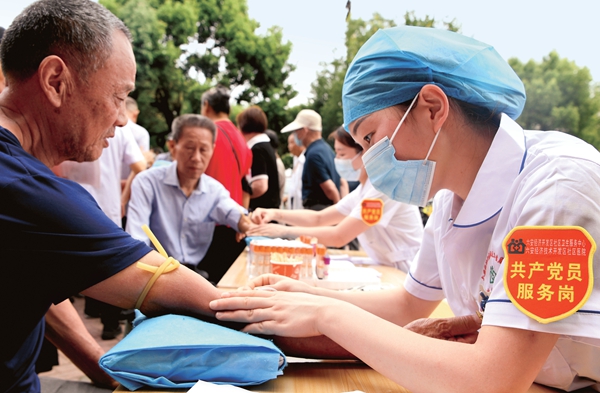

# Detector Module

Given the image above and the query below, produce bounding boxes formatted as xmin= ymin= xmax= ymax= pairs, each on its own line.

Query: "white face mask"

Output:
xmin=361 ymin=93 xmax=441 ymax=206
xmin=334 ymin=153 xmax=361 ymax=181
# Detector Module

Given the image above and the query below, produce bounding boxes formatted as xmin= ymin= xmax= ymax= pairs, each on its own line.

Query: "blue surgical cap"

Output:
xmin=342 ymin=26 xmax=526 ymax=130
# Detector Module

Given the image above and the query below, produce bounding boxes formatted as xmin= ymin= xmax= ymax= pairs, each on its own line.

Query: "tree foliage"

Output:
xmin=100 ymin=0 xmax=296 ymax=148
xmin=309 ymin=12 xmax=459 ymax=139
xmin=509 ymin=52 xmax=600 ymax=148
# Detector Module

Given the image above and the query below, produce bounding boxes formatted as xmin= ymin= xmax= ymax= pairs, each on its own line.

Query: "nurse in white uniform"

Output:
xmin=248 ymin=127 xmax=424 ymax=272
xmin=210 ymin=26 xmax=600 ymax=392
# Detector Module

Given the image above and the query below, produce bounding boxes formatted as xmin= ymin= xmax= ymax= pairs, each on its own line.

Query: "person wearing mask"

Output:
xmin=248 ymin=124 xmax=424 ymax=271
xmin=281 ymin=109 xmax=340 ymax=211
xmin=330 ymin=126 xmax=362 ymax=197
xmin=210 ymin=26 xmax=600 ymax=392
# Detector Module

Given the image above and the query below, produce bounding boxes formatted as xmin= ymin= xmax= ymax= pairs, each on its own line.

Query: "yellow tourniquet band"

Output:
xmin=134 ymin=225 xmax=180 ymax=310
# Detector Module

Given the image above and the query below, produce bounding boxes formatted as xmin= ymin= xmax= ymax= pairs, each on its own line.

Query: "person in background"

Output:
xmin=152 ymin=132 xmax=174 ymax=166
xmin=329 ymin=125 xmax=362 ymax=197
xmin=126 ymin=114 xmax=254 ymax=283
xmin=120 ymin=98 xmax=151 ymax=184
xmin=248 ymin=128 xmax=424 ymax=271
xmin=0 ymin=1 xmax=237 ymax=390
xmin=286 ymin=132 xmax=305 ymax=210
xmin=200 ymin=85 xmax=253 ymax=280
xmin=124 ymin=97 xmax=150 ymax=153
xmin=210 ymin=25 xmax=600 ymax=392
xmin=265 ymin=129 xmax=286 ymax=209
xmin=201 ymin=85 xmax=252 ymax=206
xmin=237 ymin=106 xmax=280 ymax=210
xmin=281 ymin=109 xmax=340 ymax=210
xmin=124 ymin=96 xmax=153 ymax=165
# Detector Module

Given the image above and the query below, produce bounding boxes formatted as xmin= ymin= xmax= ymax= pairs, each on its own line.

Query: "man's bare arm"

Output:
xmin=319 ymin=179 xmax=341 ymax=204
xmin=45 ymin=300 xmax=118 ymax=389
xmin=81 ymin=251 xmax=222 ymax=319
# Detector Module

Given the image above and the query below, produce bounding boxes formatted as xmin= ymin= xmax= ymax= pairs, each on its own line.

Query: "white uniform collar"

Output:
xmin=246 ymin=133 xmax=270 ymax=149
xmin=163 ymin=161 xmax=206 ymax=194
xmin=452 ymin=114 xmax=526 ymax=227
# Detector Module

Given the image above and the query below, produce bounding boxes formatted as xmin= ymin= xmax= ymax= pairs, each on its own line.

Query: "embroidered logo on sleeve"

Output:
xmin=503 ymin=226 xmax=596 ymax=324
xmin=360 ymin=198 xmax=384 ymax=226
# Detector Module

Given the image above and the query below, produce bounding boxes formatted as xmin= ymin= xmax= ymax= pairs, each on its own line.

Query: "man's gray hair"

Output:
xmin=171 ymin=114 xmax=217 ymax=143
xmin=125 ymin=96 xmax=138 ymax=112
xmin=0 ymin=0 xmax=131 ymax=83
xmin=201 ymin=85 xmax=231 ymax=115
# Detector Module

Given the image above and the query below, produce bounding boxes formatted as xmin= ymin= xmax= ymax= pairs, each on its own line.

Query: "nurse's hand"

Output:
xmin=250 ymin=208 xmax=278 ymax=224
xmin=210 ymin=290 xmax=337 ymax=337
xmin=403 ymin=315 xmax=481 ymax=344
xmin=247 ymin=223 xmax=286 ymax=238
xmin=240 ymin=273 xmax=315 ymax=293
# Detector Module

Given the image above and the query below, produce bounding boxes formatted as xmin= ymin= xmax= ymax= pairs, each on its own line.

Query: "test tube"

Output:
xmin=315 ymin=244 xmax=326 ymax=279
xmin=247 ymin=242 xmax=255 ymax=278
xmin=253 ymin=244 xmax=263 ymax=277
xmin=302 ymin=246 xmax=312 ymax=279
xmin=264 ymin=245 xmax=273 ymax=274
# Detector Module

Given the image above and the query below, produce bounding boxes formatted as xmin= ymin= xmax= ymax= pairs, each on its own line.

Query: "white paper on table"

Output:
xmin=188 ymin=380 xmax=253 ymax=392
xmin=327 ymin=254 xmax=377 ymax=266
xmin=349 ymin=256 xmax=376 ymax=265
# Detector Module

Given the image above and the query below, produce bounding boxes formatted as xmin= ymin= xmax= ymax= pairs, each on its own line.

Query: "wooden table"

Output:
xmin=217 ymin=249 xmax=453 ymax=318
xmin=115 ymin=250 xmax=593 ymax=393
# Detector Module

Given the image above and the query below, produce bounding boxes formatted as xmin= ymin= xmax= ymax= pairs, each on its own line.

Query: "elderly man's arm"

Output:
xmin=45 ymin=300 xmax=118 ymax=389
xmin=319 ymin=179 xmax=341 ymax=204
xmin=81 ymin=251 xmax=223 ymax=320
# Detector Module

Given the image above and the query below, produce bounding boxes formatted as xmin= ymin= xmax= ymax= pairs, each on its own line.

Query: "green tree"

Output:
xmin=509 ymin=52 xmax=600 ymax=148
xmin=100 ymin=0 xmax=296 ymax=148
xmin=310 ymin=12 xmax=459 ymax=139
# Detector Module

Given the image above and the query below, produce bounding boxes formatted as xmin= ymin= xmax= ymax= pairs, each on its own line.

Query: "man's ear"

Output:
xmin=37 ymin=55 xmax=72 ymax=108
xmin=417 ymin=84 xmax=449 ymax=133
xmin=167 ymin=139 xmax=176 ymax=153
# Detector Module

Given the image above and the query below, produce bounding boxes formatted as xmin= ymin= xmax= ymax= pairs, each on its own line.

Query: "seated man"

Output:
xmin=126 ymin=114 xmax=253 ymax=281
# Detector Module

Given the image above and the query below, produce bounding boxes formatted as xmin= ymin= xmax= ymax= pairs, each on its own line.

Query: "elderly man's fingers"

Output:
xmin=403 ymin=314 xmax=481 ymax=342
xmin=453 ymin=332 xmax=479 ymax=344
xmin=445 ymin=314 xmax=482 ymax=336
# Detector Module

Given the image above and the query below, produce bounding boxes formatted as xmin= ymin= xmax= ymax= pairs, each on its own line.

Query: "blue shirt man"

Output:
xmin=280 ymin=110 xmax=340 ymax=210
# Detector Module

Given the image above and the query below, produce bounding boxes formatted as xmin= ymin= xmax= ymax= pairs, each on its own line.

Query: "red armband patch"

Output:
xmin=503 ymin=226 xmax=595 ymax=324
xmin=361 ymin=198 xmax=383 ymax=226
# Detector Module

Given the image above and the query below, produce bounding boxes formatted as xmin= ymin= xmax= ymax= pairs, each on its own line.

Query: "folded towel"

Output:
xmin=99 ymin=313 xmax=286 ymax=390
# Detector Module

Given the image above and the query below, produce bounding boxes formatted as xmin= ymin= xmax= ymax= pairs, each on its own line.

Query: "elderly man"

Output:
xmin=0 ymin=1 xmax=228 ymax=391
xmin=126 ymin=114 xmax=253 ymax=281
xmin=281 ymin=109 xmax=341 ymax=210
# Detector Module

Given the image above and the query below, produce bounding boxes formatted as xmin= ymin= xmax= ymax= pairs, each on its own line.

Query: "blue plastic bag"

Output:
xmin=99 ymin=313 xmax=286 ymax=391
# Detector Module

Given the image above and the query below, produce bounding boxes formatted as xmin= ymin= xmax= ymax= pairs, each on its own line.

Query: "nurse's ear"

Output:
xmin=416 ymin=84 xmax=449 ymax=135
